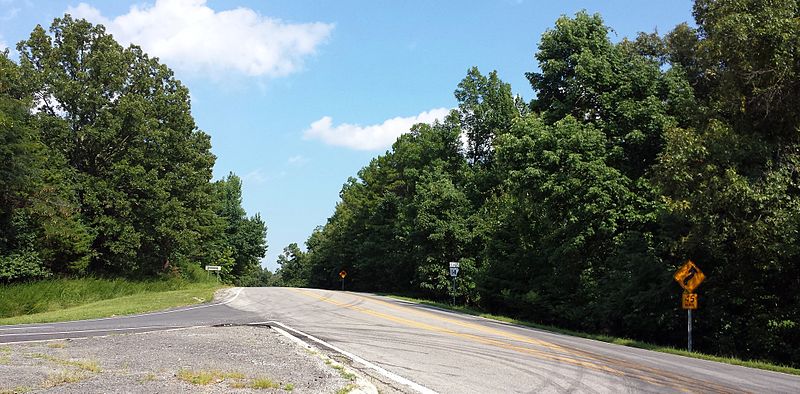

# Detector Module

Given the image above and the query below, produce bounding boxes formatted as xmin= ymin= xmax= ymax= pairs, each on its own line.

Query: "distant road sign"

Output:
xmin=674 ymin=260 xmax=705 ymax=292
xmin=682 ymin=292 xmax=698 ymax=309
xmin=205 ymin=265 xmax=221 ymax=271
xmin=449 ymin=267 xmax=459 ymax=277
xmin=339 ymin=270 xmax=347 ymax=279
xmin=449 ymin=262 xmax=460 ymax=268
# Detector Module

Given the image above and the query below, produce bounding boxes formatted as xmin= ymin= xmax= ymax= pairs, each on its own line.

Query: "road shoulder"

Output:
xmin=0 ymin=325 xmax=364 ymax=393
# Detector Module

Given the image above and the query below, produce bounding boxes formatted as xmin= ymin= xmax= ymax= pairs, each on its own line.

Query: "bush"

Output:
xmin=0 ymin=250 xmax=51 ymax=282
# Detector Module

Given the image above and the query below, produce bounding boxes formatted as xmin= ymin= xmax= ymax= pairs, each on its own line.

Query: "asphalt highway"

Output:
xmin=3 ymin=287 xmax=799 ymax=393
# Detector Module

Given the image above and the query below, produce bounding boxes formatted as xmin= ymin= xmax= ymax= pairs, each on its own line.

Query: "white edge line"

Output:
xmin=0 ymin=287 xmax=244 ymax=331
xmin=256 ymin=320 xmax=437 ymax=394
xmin=0 ymin=325 xmax=187 ymax=337
xmin=0 ymin=325 xmax=203 ymax=345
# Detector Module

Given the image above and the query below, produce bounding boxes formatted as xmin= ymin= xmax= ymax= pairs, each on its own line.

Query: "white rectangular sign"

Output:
xmin=449 ymin=262 xmax=460 ymax=268
xmin=205 ymin=265 xmax=222 ymax=271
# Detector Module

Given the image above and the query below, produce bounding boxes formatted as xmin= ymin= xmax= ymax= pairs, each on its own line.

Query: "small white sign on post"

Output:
xmin=449 ymin=262 xmax=460 ymax=277
xmin=205 ymin=265 xmax=222 ymax=271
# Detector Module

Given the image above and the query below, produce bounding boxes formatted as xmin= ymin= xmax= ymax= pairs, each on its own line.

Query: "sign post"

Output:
xmin=449 ymin=262 xmax=460 ymax=305
xmin=339 ymin=270 xmax=347 ymax=291
xmin=673 ymin=260 xmax=705 ymax=352
xmin=205 ymin=265 xmax=221 ymax=281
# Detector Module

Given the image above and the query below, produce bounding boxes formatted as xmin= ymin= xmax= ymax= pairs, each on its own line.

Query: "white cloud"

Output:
xmin=304 ymin=108 xmax=451 ymax=150
xmin=287 ymin=155 xmax=309 ymax=166
xmin=67 ymin=0 xmax=333 ymax=78
xmin=0 ymin=7 xmax=19 ymax=21
xmin=241 ymin=169 xmax=268 ymax=184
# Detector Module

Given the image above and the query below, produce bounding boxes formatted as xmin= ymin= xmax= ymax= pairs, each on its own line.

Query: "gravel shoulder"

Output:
xmin=0 ymin=325 xmax=367 ymax=394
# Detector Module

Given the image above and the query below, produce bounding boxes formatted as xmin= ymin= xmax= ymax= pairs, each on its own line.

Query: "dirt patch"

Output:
xmin=0 ymin=325 xmax=358 ymax=393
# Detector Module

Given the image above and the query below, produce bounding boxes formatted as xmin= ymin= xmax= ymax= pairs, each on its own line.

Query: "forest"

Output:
xmin=0 ymin=16 xmax=268 ymax=286
xmin=274 ymin=0 xmax=800 ymax=367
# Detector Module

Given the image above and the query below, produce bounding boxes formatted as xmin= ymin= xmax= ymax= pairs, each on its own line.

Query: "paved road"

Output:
xmin=3 ymin=287 xmax=800 ymax=393
xmin=0 ymin=288 xmax=259 ymax=343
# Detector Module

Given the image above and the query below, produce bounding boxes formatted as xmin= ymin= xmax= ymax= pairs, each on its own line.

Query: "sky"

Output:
xmin=0 ymin=0 xmax=695 ymax=271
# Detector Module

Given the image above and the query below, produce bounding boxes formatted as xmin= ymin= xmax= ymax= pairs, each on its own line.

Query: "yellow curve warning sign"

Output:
xmin=674 ymin=260 xmax=705 ymax=293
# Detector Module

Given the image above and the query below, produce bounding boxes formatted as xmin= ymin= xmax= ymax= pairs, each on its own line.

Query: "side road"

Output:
xmin=0 ymin=288 xmax=255 ymax=343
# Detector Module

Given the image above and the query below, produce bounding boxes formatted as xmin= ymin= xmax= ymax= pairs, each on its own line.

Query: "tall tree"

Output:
xmin=0 ymin=50 xmax=91 ymax=281
xmin=17 ymin=16 xmax=218 ymax=275
xmin=214 ymin=173 xmax=268 ymax=284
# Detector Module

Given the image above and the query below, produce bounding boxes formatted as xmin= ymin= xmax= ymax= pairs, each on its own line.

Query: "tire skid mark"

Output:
xmin=295 ymin=289 xmax=752 ymax=393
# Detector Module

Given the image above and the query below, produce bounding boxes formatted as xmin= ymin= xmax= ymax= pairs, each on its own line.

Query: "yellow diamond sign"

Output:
xmin=674 ymin=260 xmax=705 ymax=293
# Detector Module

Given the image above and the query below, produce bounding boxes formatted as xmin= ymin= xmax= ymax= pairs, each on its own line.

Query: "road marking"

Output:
xmin=265 ymin=322 xmax=378 ymax=394
xmin=298 ymin=289 xmax=742 ymax=394
xmin=0 ymin=287 xmax=243 ymax=331
xmin=0 ymin=325 xmax=186 ymax=337
xmin=354 ymin=293 xmax=568 ymax=352
xmin=0 ymin=325 xmax=204 ymax=345
xmin=256 ymin=320 xmax=437 ymax=394
xmin=292 ymin=289 xmax=621 ymax=375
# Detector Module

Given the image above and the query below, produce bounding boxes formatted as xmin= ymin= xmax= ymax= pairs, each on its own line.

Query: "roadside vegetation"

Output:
xmin=1 ymin=13 xmax=270 ymax=323
xmin=275 ymin=0 xmax=800 ymax=369
xmin=387 ymin=294 xmax=800 ymax=376
xmin=0 ymin=16 xmax=269 ymax=290
xmin=0 ymin=274 xmax=223 ymax=325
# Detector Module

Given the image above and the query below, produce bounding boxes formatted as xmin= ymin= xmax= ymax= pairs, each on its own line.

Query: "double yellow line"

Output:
xmin=292 ymin=289 xmax=621 ymax=375
xmin=291 ymin=289 xmax=741 ymax=393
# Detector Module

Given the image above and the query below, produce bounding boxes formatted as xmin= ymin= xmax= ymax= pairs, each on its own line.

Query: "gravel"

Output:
xmin=0 ymin=325 xmax=365 ymax=393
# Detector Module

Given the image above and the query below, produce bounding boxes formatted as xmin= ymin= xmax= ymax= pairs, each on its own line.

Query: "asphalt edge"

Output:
xmin=259 ymin=321 xmax=379 ymax=394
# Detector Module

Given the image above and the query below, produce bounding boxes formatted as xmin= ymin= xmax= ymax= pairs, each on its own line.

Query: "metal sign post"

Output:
xmin=674 ymin=260 xmax=705 ymax=352
xmin=339 ymin=270 xmax=347 ymax=291
xmin=205 ymin=265 xmax=221 ymax=281
xmin=449 ymin=262 xmax=460 ymax=305
xmin=688 ymin=309 xmax=693 ymax=352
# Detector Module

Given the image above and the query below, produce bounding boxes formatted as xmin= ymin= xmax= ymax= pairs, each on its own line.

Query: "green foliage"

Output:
xmin=213 ymin=173 xmax=268 ymax=285
xmin=0 ymin=250 xmax=49 ymax=282
xmin=0 ymin=276 xmax=216 ymax=319
xmin=273 ymin=243 xmax=309 ymax=287
xmin=297 ymin=2 xmax=800 ymax=368
xmin=1 ymin=16 xmax=266 ymax=285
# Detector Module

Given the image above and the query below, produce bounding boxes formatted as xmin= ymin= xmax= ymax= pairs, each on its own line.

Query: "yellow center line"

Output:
xmin=351 ymin=292 xmax=569 ymax=353
xmin=290 ymin=289 xmax=742 ymax=393
xmin=291 ymin=288 xmax=623 ymax=376
xmin=349 ymin=293 xmax=733 ymax=394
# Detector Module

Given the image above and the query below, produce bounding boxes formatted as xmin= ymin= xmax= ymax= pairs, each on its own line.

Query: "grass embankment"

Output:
xmin=385 ymin=294 xmax=800 ymax=376
xmin=0 ymin=276 xmax=225 ymax=325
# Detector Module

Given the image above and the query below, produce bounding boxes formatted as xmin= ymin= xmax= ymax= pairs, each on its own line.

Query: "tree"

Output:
xmin=213 ymin=173 xmax=268 ymax=284
xmin=274 ymin=243 xmax=308 ymax=287
xmin=455 ymin=67 xmax=520 ymax=165
xmin=0 ymin=50 xmax=92 ymax=281
xmin=17 ymin=16 xmax=219 ymax=276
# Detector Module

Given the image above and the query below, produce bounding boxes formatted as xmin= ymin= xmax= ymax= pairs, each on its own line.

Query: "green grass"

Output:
xmin=0 ymin=277 xmax=223 ymax=325
xmin=249 ymin=377 xmax=280 ymax=389
xmin=335 ymin=383 xmax=358 ymax=394
xmin=176 ymin=369 xmax=245 ymax=385
xmin=42 ymin=370 xmax=87 ymax=388
xmin=385 ymin=294 xmax=800 ymax=376
xmin=0 ymin=387 xmax=31 ymax=394
xmin=28 ymin=353 xmax=101 ymax=373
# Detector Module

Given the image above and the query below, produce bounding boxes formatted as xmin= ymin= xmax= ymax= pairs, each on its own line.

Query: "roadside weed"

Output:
xmin=43 ymin=370 xmax=86 ymax=387
xmin=335 ymin=383 xmax=358 ymax=394
xmin=249 ymin=378 xmax=279 ymax=389
xmin=177 ymin=369 xmax=244 ymax=385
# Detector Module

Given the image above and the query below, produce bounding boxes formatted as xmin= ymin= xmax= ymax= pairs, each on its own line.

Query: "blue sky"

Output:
xmin=1 ymin=0 xmax=694 ymax=271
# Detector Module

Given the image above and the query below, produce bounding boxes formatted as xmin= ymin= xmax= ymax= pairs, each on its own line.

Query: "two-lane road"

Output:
xmin=3 ymin=287 xmax=799 ymax=393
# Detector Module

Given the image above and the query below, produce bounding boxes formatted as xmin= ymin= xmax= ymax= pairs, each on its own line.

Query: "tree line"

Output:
xmin=0 ymin=16 xmax=267 ymax=285
xmin=275 ymin=1 xmax=800 ymax=367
